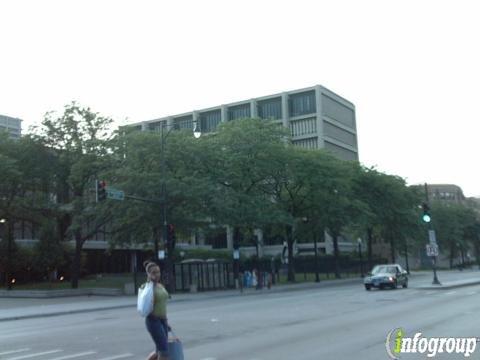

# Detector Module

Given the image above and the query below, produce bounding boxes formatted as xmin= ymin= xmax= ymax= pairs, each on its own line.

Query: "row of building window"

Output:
xmin=146 ymin=90 xmax=320 ymax=133
xmin=432 ymin=191 xmax=459 ymax=200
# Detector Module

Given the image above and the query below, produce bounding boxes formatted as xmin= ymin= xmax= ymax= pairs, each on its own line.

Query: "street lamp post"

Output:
xmin=0 ymin=218 xmax=12 ymax=290
xmin=357 ymin=238 xmax=363 ymax=277
xmin=157 ymin=120 xmax=201 ymax=292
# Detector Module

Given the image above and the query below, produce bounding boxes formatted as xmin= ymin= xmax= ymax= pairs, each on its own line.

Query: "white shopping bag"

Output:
xmin=137 ymin=282 xmax=154 ymax=317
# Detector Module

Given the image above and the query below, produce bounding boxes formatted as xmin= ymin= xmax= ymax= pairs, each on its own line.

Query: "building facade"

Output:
xmin=427 ymin=184 xmax=466 ymax=204
xmin=126 ymin=85 xmax=359 ymax=255
xmin=130 ymin=85 xmax=359 ymax=161
xmin=0 ymin=115 xmax=22 ymax=139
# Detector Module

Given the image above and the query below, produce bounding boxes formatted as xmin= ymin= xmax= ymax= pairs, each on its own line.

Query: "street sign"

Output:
xmin=233 ymin=250 xmax=240 ymax=260
xmin=428 ymin=230 xmax=437 ymax=245
xmin=426 ymin=244 xmax=439 ymax=257
xmin=106 ymin=188 xmax=125 ymax=201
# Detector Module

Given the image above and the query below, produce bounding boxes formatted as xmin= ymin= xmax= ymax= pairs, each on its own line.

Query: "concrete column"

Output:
xmin=281 ymin=93 xmax=289 ymax=129
xmin=254 ymin=229 xmax=264 ymax=257
xmin=315 ymin=85 xmax=325 ymax=149
xmin=166 ymin=116 xmax=174 ymax=129
xmin=141 ymin=121 xmax=148 ymax=131
xmin=324 ymin=230 xmax=334 ymax=255
xmin=250 ymin=99 xmax=257 ymax=118
xmin=130 ymin=251 xmax=137 ymax=273
xmin=190 ymin=231 xmax=197 ymax=246
xmin=226 ymin=226 xmax=234 ymax=250
xmin=221 ymin=105 xmax=228 ymax=122
xmin=193 ymin=111 xmax=200 ymax=132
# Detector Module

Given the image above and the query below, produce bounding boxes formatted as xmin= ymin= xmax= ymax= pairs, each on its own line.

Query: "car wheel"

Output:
xmin=402 ymin=280 xmax=408 ymax=288
xmin=365 ymin=285 xmax=371 ymax=291
xmin=379 ymin=284 xmax=384 ymax=290
xmin=391 ymin=280 xmax=397 ymax=289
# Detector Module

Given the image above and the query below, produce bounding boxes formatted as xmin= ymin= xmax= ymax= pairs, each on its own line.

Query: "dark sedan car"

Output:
xmin=363 ymin=264 xmax=408 ymax=290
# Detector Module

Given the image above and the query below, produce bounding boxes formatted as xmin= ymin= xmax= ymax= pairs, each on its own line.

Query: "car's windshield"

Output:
xmin=372 ymin=265 xmax=397 ymax=274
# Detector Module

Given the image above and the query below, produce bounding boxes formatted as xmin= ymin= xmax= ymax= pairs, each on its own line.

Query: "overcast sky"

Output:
xmin=1 ymin=0 xmax=479 ymax=196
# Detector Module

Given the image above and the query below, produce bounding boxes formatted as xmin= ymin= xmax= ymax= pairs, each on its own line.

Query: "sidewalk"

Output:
xmin=411 ymin=269 xmax=480 ymax=290
xmin=1 ymin=270 xmax=479 ymax=322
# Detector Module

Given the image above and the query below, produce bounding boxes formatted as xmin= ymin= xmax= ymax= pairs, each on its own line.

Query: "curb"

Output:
xmin=0 ymin=304 xmax=134 ymax=322
xmin=414 ymin=280 xmax=480 ymax=290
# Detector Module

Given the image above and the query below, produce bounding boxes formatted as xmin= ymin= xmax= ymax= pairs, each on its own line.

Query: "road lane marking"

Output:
xmin=445 ymin=291 xmax=456 ymax=295
xmin=6 ymin=350 xmax=63 ymax=360
xmin=0 ymin=349 xmax=30 ymax=356
xmin=96 ymin=354 xmax=134 ymax=360
xmin=468 ymin=291 xmax=477 ymax=296
xmin=49 ymin=351 xmax=97 ymax=360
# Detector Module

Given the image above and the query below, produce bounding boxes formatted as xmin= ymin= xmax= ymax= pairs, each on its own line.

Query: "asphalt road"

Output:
xmin=2 ymin=274 xmax=480 ymax=360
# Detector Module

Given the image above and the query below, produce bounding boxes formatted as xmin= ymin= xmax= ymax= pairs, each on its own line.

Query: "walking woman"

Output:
xmin=143 ymin=261 xmax=170 ymax=360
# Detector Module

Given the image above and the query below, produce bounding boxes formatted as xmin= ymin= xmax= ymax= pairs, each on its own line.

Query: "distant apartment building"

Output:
xmin=0 ymin=114 xmax=22 ymax=139
xmin=427 ymin=184 xmax=466 ymax=204
xmin=129 ymin=85 xmax=359 ymax=162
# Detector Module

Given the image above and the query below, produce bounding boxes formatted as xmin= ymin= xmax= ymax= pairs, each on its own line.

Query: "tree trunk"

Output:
xmin=6 ymin=220 xmax=13 ymax=290
xmin=449 ymin=243 xmax=454 ymax=269
xmin=389 ymin=234 xmax=396 ymax=263
xmin=332 ymin=230 xmax=341 ymax=279
xmin=404 ymin=239 xmax=410 ymax=274
xmin=233 ymin=227 xmax=240 ymax=283
xmin=313 ymin=231 xmax=320 ymax=282
xmin=367 ymin=227 xmax=373 ymax=270
xmin=71 ymin=230 xmax=82 ymax=289
xmin=285 ymin=225 xmax=295 ymax=282
xmin=475 ymin=243 xmax=480 ymax=268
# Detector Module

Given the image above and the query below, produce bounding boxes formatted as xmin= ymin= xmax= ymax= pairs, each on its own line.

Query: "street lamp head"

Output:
xmin=357 ymin=238 xmax=362 ymax=244
xmin=0 ymin=219 xmax=6 ymax=223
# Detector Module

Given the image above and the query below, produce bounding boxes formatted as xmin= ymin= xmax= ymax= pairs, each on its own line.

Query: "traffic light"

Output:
xmin=96 ymin=180 xmax=107 ymax=202
xmin=167 ymin=224 xmax=176 ymax=250
xmin=422 ymin=202 xmax=431 ymax=223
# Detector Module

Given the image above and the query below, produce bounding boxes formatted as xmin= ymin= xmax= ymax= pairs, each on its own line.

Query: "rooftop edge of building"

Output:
xmin=125 ymin=84 xmax=354 ymax=127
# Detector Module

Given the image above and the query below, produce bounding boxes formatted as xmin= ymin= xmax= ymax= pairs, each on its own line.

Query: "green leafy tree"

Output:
xmin=0 ymin=133 xmax=54 ymax=287
xmin=32 ymin=103 xmax=115 ymax=288
xmin=353 ymin=168 xmax=422 ymax=265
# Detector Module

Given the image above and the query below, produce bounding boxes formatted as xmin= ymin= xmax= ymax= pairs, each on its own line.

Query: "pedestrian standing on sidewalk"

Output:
xmin=142 ymin=261 xmax=171 ymax=360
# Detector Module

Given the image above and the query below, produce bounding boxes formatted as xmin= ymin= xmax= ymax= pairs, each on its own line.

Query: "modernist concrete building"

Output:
xmin=126 ymin=85 xmax=359 ymax=255
xmin=130 ymin=85 xmax=358 ymax=162
xmin=0 ymin=114 xmax=22 ymax=139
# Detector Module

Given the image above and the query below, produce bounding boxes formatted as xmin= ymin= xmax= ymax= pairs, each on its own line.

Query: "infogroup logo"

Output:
xmin=385 ymin=328 xmax=479 ymax=359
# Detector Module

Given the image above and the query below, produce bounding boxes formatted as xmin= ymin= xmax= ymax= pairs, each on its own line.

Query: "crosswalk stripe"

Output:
xmin=49 ymin=351 xmax=97 ymax=360
xmin=0 ymin=349 xmax=30 ymax=356
xmin=96 ymin=354 xmax=134 ymax=360
xmin=6 ymin=350 xmax=63 ymax=360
